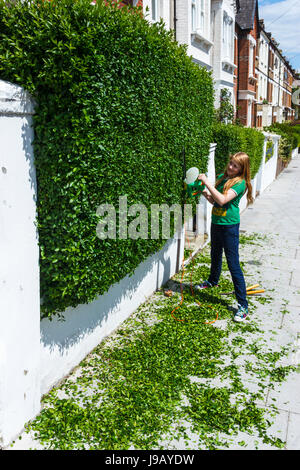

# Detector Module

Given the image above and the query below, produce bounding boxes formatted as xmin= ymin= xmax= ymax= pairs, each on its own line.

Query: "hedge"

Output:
xmin=264 ymin=122 xmax=300 ymax=161
xmin=0 ymin=0 xmax=214 ymax=318
xmin=212 ymin=123 xmax=265 ymax=178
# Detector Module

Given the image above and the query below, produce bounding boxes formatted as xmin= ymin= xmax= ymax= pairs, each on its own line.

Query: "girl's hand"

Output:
xmin=197 ymin=173 xmax=208 ymax=185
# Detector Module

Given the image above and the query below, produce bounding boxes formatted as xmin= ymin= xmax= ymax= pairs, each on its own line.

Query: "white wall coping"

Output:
xmin=0 ymin=80 xmax=35 ymax=115
xmin=262 ymin=131 xmax=281 ymax=140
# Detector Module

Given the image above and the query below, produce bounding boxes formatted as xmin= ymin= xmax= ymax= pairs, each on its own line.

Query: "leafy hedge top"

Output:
xmin=212 ymin=123 xmax=265 ymax=178
xmin=0 ymin=0 xmax=214 ymax=318
xmin=264 ymin=122 xmax=300 ymax=150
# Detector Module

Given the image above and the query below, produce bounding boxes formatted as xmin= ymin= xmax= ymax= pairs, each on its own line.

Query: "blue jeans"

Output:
xmin=208 ymin=223 xmax=248 ymax=309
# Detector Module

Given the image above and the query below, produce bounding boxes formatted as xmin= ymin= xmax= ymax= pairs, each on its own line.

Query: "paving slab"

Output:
xmin=290 ymin=270 xmax=300 ymax=288
xmin=281 ymin=310 xmax=300 ymax=336
xmin=286 ymin=412 xmax=300 ymax=450
xmin=267 ymin=371 xmax=300 ymax=414
xmin=207 ymin=408 xmax=289 ymax=450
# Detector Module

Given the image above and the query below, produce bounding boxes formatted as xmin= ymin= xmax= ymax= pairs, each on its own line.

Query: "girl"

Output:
xmin=195 ymin=152 xmax=253 ymax=322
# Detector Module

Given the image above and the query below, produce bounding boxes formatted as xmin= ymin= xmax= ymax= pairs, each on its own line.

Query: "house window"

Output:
xmin=199 ymin=0 xmax=205 ymax=33
xmin=257 ymin=75 xmax=260 ymax=99
xmin=223 ymin=12 xmax=234 ymax=61
xmin=264 ymin=77 xmax=267 ymax=97
xmin=120 ymin=0 xmax=139 ymax=5
xmin=249 ymin=44 xmax=254 ymax=77
xmin=248 ymin=101 xmax=252 ymax=127
xmin=264 ymin=42 xmax=268 ymax=68
xmin=191 ymin=0 xmax=205 ymax=33
xmin=229 ymin=20 xmax=234 ymax=59
xmin=191 ymin=0 xmax=197 ymax=31
xmin=152 ymin=0 xmax=158 ymax=21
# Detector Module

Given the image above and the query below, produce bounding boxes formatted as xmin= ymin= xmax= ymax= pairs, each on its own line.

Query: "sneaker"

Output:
xmin=233 ymin=304 xmax=249 ymax=322
xmin=194 ymin=280 xmax=218 ymax=290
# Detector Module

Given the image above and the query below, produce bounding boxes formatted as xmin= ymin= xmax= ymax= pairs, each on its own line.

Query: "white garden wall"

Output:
xmin=40 ymin=229 xmax=184 ymax=396
xmin=186 ymin=143 xmax=216 ymax=238
xmin=292 ymin=147 xmax=299 ymax=159
xmin=239 ymin=132 xmax=280 ymax=213
xmin=238 ymin=174 xmax=257 ymax=214
xmin=256 ymin=132 xmax=280 ymax=194
xmin=0 ymin=80 xmax=40 ymax=447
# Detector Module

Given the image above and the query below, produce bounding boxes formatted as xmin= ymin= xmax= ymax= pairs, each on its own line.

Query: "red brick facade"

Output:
xmin=117 ymin=0 xmax=143 ymax=8
xmin=235 ymin=4 xmax=259 ymax=127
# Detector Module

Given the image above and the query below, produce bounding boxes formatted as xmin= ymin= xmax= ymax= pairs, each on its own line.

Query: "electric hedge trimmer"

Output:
xmin=184 ymin=167 xmax=206 ymax=199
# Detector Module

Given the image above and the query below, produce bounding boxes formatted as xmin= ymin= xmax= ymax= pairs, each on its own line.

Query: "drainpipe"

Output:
xmin=176 ymin=145 xmax=185 ymax=274
xmin=278 ymin=61 xmax=281 ymax=121
xmin=267 ymin=40 xmax=271 ymax=125
xmin=236 ymin=30 xmax=240 ymax=122
xmin=173 ymin=0 xmax=177 ymax=41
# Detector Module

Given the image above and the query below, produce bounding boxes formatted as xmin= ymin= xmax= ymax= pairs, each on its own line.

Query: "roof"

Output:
xmin=236 ymin=0 xmax=258 ymax=30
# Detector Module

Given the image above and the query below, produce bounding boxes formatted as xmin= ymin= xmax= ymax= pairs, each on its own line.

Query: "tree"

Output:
xmin=215 ymin=88 xmax=235 ymax=124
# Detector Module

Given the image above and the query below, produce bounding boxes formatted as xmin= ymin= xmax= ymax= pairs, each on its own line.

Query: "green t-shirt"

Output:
xmin=211 ymin=174 xmax=246 ymax=225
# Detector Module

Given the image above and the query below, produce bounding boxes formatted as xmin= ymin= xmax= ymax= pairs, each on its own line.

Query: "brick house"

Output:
xmin=108 ymin=1 xmax=239 ymax=117
xmin=234 ymin=0 xmax=259 ymax=127
xmin=255 ymin=19 xmax=296 ymax=128
xmin=98 ymin=0 xmax=296 ymax=127
xmin=292 ymin=75 xmax=300 ymax=120
xmin=211 ymin=0 xmax=239 ymax=111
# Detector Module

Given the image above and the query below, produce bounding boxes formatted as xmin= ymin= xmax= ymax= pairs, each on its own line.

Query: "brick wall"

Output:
xmin=236 ymin=3 xmax=259 ymax=127
xmin=237 ymin=98 xmax=248 ymax=126
xmin=119 ymin=0 xmax=143 ymax=7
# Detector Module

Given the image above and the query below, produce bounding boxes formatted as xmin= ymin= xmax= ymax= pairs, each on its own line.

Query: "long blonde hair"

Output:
xmin=216 ymin=152 xmax=253 ymax=205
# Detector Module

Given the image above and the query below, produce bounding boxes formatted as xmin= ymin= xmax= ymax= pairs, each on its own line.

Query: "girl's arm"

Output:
xmin=202 ymin=190 xmax=215 ymax=205
xmin=198 ymin=174 xmax=237 ymax=207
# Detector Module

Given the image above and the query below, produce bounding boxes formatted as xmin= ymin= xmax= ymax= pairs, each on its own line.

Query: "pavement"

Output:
xmin=230 ymin=152 xmax=300 ymax=450
xmin=7 ymin=152 xmax=300 ymax=451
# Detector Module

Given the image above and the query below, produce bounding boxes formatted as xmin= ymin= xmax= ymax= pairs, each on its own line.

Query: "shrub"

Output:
xmin=264 ymin=122 xmax=300 ymax=158
xmin=214 ymin=88 xmax=235 ymax=124
xmin=0 ymin=0 xmax=214 ymax=318
xmin=278 ymin=136 xmax=292 ymax=162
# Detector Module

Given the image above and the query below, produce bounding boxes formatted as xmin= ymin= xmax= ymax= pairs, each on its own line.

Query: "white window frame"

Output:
xmin=249 ymin=44 xmax=254 ymax=77
xmin=248 ymin=100 xmax=252 ymax=127
xmin=199 ymin=0 xmax=205 ymax=33
xmin=191 ymin=0 xmax=205 ymax=34
xmin=247 ymin=34 xmax=256 ymax=78
xmin=222 ymin=12 xmax=234 ymax=62
xmin=191 ymin=0 xmax=197 ymax=32
xmin=151 ymin=0 xmax=158 ymax=22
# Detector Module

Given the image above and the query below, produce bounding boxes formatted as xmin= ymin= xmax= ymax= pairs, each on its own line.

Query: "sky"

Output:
xmin=258 ymin=0 xmax=300 ymax=73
